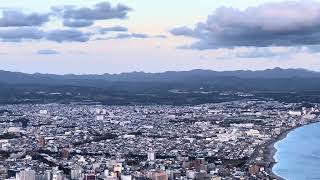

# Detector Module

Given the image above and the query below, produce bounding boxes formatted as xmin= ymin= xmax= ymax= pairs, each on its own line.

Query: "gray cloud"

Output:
xmin=235 ymin=48 xmax=286 ymax=59
xmin=109 ymin=33 xmax=166 ymax=40
xmin=170 ymin=26 xmax=196 ymax=37
xmin=0 ymin=10 xmax=50 ymax=27
xmin=45 ymin=29 xmax=91 ymax=43
xmin=0 ymin=27 xmax=44 ymax=42
xmin=0 ymin=28 xmax=92 ymax=43
xmin=98 ymin=26 xmax=128 ymax=34
xmin=0 ymin=2 xmax=159 ymax=43
xmin=0 ymin=2 xmax=132 ymax=29
xmin=128 ymin=33 xmax=148 ymax=38
xmin=54 ymin=2 xmax=132 ymax=21
xmin=37 ymin=49 xmax=59 ymax=55
xmin=171 ymin=1 xmax=320 ymax=50
xmin=63 ymin=19 xmax=93 ymax=27
xmin=303 ymin=45 xmax=320 ymax=53
xmin=154 ymin=35 xmax=167 ymax=39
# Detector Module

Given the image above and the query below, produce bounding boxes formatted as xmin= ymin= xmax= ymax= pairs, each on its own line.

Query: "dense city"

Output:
xmin=0 ymin=100 xmax=318 ymax=180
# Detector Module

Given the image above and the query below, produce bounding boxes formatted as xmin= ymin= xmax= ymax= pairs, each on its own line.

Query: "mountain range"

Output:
xmin=1 ymin=68 xmax=320 ymax=105
xmin=0 ymin=67 xmax=320 ymax=85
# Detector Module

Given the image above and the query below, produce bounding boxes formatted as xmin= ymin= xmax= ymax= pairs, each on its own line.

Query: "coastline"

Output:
xmin=264 ymin=121 xmax=320 ymax=180
xmin=264 ymin=129 xmax=291 ymax=180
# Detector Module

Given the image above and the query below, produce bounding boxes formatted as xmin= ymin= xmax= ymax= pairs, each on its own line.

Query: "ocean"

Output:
xmin=273 ymin=122 xmax=320 ymax=180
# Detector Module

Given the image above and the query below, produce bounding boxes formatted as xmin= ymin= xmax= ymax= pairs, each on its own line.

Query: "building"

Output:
xmin=20 ymin=169 xmax=36 ymax=180
xmin=96 ymin=115 xmax=104 ymax=121
xmin=52 ymin=170 xmax=64 ymax=180
xmin=38 ymin=136 xmax=46 ymax=148
xmin=39 ymin=110 xmax=48 ymax=115
xmin=84 ymin=174 xmax=97 ymax=180
xmin=147 ymin=149 xmax=155 ymax=161
xmin=61 ymin=149 xmax=70 ymax=160
xmin=288 ymin=110 xmax=302 ymax=116
xmin=248 ymin=165 xmax=262 ymax=175
xmin=114 ymin=163 xmax=123 ymax=178
xmin=146 ymin=171 xmax=168 ymax=180
xmin=44 ymin=170 xmax=52 ymax=180
xmin=70 ymin=168 xmax=81 ymax=180
xmin=193 ymin=158 xmax=206 ymax=171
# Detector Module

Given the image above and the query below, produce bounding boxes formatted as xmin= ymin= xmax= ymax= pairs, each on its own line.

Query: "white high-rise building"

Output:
xmin=44 ymin=170 xmax=52 ymax=180
xmin=52 ymin=171 xmax=64 ymax=180
xmin=20 ymin=169 xmax=36 ymax=180
xmin=70 ymin=168 xmax=82 ymax=180
xmin=147 ymin=149 xmax=155 ymax=161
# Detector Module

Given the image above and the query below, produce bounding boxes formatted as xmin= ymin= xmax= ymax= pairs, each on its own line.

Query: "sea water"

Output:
xmin=273 ymin=122 xmax=320 ymax=180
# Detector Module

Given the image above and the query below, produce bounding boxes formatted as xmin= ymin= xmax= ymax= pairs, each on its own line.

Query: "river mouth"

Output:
xmin=272 ymin=122 xmax=320 ymax=180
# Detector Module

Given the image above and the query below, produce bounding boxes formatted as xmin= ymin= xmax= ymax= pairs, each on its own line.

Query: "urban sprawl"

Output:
xmin=0 ymin=100 xmax=318 ymax=180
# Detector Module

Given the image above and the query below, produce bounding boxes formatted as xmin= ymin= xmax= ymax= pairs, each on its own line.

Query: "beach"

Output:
xmin=264 ymin=129 xmax=291 ymax=180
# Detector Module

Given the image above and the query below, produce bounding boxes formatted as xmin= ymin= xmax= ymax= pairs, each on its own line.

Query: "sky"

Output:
xmin=1 ymin=0 xmax=320 ymax=74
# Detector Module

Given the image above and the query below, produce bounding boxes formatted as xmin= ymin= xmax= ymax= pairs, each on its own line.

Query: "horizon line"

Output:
xmin=0 ymin=67 xmax=316 ymax=76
